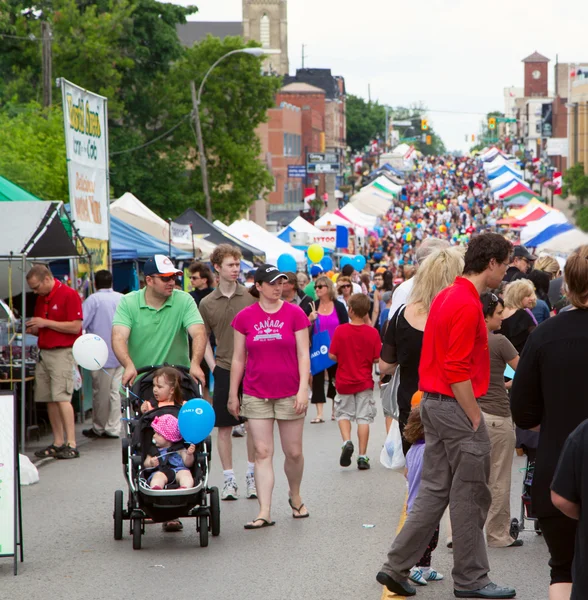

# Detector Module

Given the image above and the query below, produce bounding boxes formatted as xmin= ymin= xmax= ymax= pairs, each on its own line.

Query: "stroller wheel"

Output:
xmin=509 ymin=518 xmax=520 ymax=540
xmin=132 ymin=518 xmax=142 ymax=550
xmin=198 ymin=515 xmax=209 ymax=548
xmin=209 ymin=487 xmax=220 ymax=537
xmin=114 ymin=490 xmax=124 ymax=540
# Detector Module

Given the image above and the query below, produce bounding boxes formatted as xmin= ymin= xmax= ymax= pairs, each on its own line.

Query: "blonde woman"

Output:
xmin=534 ymin=255 xmax=561 ymax=279
xmin=336 ymin=275 xmax=353 ymax=311
xmin=308 ymin=276 xmax=349 ymax=422
xmin=500 ymin=279 xmax=537 ymax=354
xmin=379 ymin=247 xmax=464 ymax=449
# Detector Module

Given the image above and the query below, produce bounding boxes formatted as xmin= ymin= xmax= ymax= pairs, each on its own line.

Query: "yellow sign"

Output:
xmin=77 ymin=238 xmax=109 ymax=273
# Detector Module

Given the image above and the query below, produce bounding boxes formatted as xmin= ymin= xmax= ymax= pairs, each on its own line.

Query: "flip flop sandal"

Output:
xmin=244 ymin=518 xmax=275 ymax=530
xmin=310 ymin=418 xmax=324 ymax=424
xmin=288 ymin=498 xmax=310 ymax=519
xmin=56 ymin=445 xmax=80 ymax=459
xmin=162 ymin=520 xmax=183 ymax=532
xmin=34 ymin=444 xmax=66 ymax=458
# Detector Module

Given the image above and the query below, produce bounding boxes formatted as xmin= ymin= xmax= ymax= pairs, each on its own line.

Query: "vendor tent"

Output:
xmin=216 ymin=219 xmax=305 ymax=265
xmin=350 ymin=190 xmax=392 ymax=216
xmin=315 ymin=212 xmax=353 ymax=228
xmin=499 ymin=182 xmax=534 ymax=199
xmin=111 ymin=193 xmax=215 ymax=259
xmin=277 ymin=216 xmax=322 ymax=243
xmin=537 ymin=228 xmax=588 ymax=253
xmin=487 ymin=165 xmax=523 ymax=180
xmin=175 ymin=208 xmax=265 ymax=263
xmin=524 ymin=223 xmax=575 ymax=248
xmin=339 ymin=203 xmax=377 ymax=228
xmin=0 ymin=201 xmax=79 ymax=299
xmin=520 ymin=210 xmax=569 ymax=245
xmin=0 ymin=174 xmax=43 ymax=202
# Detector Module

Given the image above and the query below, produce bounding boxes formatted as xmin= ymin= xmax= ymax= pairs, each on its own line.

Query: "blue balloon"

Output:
xmin=340 ymin=255 xmax=353 ymax=267
xmin=353 ymin=255 xmax=367 ymax=270
xmin=178 ymin=399 xmax=216 ymax=444
xmin=277 ymin=253 xmax=297 ymax=273
xmin=320 ymin=255 xmax=333 ymax=271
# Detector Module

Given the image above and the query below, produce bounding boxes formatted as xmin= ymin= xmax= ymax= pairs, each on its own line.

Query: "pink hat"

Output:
xmin=152 ymin=414 xmax=182 ymax=443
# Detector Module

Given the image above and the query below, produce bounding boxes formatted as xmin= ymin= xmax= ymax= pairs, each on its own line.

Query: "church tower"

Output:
xmin=242 ymin=0 xmax=289 ymax=75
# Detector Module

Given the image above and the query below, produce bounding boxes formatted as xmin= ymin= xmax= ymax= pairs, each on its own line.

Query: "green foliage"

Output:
xmin=0 ymin=2 xmax=280 ymax=221
xmin=470 ymin=110 xmax=503 ymax=152
xmin=0 ymin=103 xmax=68 ymax=200
xmin=576 ymin=206 xmax=588 ymax=232
xmin=562 ymin=163 xmax=588 ymax=205
xmin=346 ymin=95 xmax=446 ymax=155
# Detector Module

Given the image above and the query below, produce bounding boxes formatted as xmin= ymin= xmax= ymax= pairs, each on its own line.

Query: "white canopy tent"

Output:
xmin=340 ymin=203 xmax=377 ymax=229
xmin=520 ymin=210 xmax=568 ymax=245
xmin=111 ymin=192 xmax=216 ymax=259
xmin=537 ymin=228 xmax=588 ymax=253
xmin=490 ymin=172 xmax=525 ymax=190
xmin=216 ymin=219 xmax=306 ymax=265
xmin=280 ymin=216 xmax=322 ymax=235
xmin=315 ymin=212 xmax=353 ymax=228
xmin=350 ymin=189 xmax=392 ymax=216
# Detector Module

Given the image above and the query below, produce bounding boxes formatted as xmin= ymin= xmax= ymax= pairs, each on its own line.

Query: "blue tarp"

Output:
xmin=525 ymin=223 xmax=574 ymax=248
xmin=110 ymin=215 xmax=192 ymax=260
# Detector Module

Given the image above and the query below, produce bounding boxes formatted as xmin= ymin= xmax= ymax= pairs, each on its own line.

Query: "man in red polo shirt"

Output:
xmin=26 ymin=265 xmax=83 ymax=460
xmin=377 ymin=234 xmax=516 ymax=599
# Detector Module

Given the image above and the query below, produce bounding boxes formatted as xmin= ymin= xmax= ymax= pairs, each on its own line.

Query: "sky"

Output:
xmin=168 ymin=0 xmax=588 ymax=153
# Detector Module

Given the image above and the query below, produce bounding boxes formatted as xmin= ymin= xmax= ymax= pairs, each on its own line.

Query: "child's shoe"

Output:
xmin=408 ymin=567 xmax=428 ymax=586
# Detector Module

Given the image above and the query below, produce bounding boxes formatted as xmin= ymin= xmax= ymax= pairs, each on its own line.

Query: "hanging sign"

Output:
xmin=61 ymin=79 xmax=110 ymax=240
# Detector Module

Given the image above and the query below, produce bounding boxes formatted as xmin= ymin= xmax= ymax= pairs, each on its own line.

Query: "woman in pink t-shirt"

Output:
xmin=229 ymin=264 xmax=311 ymax=530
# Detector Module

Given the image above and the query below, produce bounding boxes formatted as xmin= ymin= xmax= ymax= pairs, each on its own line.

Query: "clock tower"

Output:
xmin=522 ymin=51 xmax=549 ymax=97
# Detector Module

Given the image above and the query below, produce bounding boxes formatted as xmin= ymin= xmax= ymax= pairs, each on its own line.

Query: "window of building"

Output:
xmin=260 ymin=14 xmax=270 ymax=49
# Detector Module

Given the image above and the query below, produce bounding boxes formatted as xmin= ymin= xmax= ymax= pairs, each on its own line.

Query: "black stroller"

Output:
xmin=112 ymin=365 xmax=220 ymax=550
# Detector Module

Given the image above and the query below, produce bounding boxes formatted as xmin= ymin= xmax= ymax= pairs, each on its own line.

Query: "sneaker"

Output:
xmin=221 ymin=478 xmax=238 ymax=501
xmin=409 ymin=567 xmax=428 ymax=586
xmin=422 ymin=568 xmax=444 ymax=581
xmin=340 ymin=440 xmax=354 ymax=467
xmin=454 ymin=582 xmax=516 ymax=598
xmin=232 ymin=424 xmax=246 ymax=438
xmin=357 ymin=456 xmax=370 ymax=470
xmin=245 ymin=473 xmax=257 ymax=499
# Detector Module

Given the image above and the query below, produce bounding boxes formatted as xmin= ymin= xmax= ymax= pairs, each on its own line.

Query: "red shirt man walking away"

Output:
xmin=377 ymin=234 xmax=516 ymax=599
xmin=26 ymin=265 xmax=83 ymax=459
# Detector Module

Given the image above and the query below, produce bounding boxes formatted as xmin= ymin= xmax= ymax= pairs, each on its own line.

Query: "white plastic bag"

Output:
xmin=19 ymin=454 xmax=40 ymax=485
xmin=73 ymin=365 xmax=83 ymax=391
xmin=379 ymin=419 xmax=405 ymax=471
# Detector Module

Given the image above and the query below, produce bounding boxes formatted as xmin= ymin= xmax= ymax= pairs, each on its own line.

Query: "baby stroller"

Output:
xmin=510 ymin=431 xmax=541 ymax=539
xmin=112 ymin=365 xmax=220 ymax=550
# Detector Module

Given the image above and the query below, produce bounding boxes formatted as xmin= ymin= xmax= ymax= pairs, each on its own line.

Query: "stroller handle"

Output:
xmin=127 ymin=364 xmax=204 ymax=399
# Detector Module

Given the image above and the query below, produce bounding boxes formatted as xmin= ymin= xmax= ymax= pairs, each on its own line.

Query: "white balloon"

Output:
xmin=72 ymin=334 xmax=109 ymax=371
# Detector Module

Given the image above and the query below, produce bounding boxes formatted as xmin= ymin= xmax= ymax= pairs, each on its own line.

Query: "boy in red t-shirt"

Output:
xmin=329 ymin=294 xmax=382 ymax=470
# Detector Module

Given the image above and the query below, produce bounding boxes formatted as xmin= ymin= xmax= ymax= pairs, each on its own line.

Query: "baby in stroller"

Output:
xmin=144 ymin=414 xmax=196 ymax=490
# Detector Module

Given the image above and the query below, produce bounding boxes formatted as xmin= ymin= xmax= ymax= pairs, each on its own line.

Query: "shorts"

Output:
xmin=241 ymin=394 xmax=304 ymax=421
xmin=538 ymin=514 xmax=578 ymax=584
xmin=212 ymin=366 xmax=244 ymax=428
xmin=148 ymin=467 xmax=189 ymax=487
xmin=335 ymin=389 xmax=376 ymax=424
xmin=35 ymin=347 xmax=75 ymax=403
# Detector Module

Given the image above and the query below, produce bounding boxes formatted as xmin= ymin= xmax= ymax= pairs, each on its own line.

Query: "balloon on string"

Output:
xmin=353 ymin=255 xmax=366 ymax=271
xmin=307 ymin=243 xmax=324 ymax=264
xmin=320 ymin=255 xmax=333 ymax=272
xmin=178 ymin=399 xmax=216 ymax=444
xmin=340 ymin=255 xmax=353 ymax=268
xmin=277 ymin=253 xmax=297 ymax=273
xmin=72 ymin=334 xmax=109 ymax=371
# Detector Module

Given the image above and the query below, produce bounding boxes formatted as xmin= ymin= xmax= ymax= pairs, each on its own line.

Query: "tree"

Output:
xmin=470 ymin=111 xmax=503 ymax=153
xmin=0 ymin=103 xmax=68 ymax=200
xmin=562 ymin=163 xmax=588 ymax=205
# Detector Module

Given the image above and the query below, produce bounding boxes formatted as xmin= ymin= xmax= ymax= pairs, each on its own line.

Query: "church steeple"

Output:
xmin=242 ymin=0 xmax=289 ymax=75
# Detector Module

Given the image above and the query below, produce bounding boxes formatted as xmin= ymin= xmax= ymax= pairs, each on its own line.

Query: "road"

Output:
xmin=3 ymin=392 xmax=550 ymax=600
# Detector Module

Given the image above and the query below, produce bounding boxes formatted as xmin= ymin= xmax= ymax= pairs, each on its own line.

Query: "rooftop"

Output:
xmin=176 ymin=22 xmax=242 ymax=47
xmin=522 ymin=51 xmax=550 ymax=63
xmin=283 ymin=68 xmax=345 ymax=99
xmin=281 ymin=82 xmax=326 ymax=94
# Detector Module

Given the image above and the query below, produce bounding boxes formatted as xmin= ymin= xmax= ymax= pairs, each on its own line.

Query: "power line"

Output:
xmin=110 ymin=113 xmax=192 ymax=156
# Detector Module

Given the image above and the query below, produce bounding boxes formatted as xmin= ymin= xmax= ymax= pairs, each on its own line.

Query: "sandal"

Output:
xmin=56 ymin=445 xmax=80 ymax=459
xmin=162 ymin=520 xmax=183 ymax=532
xmin=288 ymin=497 xmax=310 ymax=519
xmin=34 ymin=444 xmax=66 ymax=458
xmin=244 ymin=518 xmax=275 ymax=530
xmin=310 ymin=418 xmax=324 ymax=424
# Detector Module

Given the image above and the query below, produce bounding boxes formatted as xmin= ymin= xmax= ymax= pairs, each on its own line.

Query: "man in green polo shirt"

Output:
xmin=112 ymin=255 xmax=206 ymax=387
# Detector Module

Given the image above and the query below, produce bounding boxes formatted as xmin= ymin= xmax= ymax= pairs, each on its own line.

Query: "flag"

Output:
xmin=553 ymin=171 xmax=562 ymax=195
xmin=354 ymin=156 xmax=363 ymax=174
xmin=370 ymin=139 xmax=379 ymax=154
xmin=304 ymin=187 xmax=316 ymax=209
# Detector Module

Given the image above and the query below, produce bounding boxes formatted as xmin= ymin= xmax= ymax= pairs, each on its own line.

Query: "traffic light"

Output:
xmin=421 ymin=118 xmax=429 ymax=131
xmin=426 ymin=135 xmax=432 ymax=145
xmin=488 ymin=117 xmax=497 ymax=130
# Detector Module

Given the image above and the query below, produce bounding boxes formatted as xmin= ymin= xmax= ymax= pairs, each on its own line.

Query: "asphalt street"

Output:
xmin=3 ymin=390 xmax=550 ymax=600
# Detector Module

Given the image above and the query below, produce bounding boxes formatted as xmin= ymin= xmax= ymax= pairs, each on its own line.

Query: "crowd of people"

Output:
xmin=25 ymin=152 xmax=588 ymax=599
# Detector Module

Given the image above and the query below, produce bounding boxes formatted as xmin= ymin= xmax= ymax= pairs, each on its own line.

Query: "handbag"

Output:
xmin=310 ymin=319 xmax=336 ymax=376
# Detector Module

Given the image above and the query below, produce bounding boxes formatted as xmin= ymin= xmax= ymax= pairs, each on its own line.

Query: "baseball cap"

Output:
xmin=254 ymin=264 xmax=288 ymax=284
xmin=513 ymin=245 xmax=537 ymax=262
xmin=144 ymin=255 xmax=182 ymax=277
xmin=310 ymin=265 xmax=324 ymax=277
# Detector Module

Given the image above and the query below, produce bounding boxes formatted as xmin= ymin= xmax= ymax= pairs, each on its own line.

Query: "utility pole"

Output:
xmin=41 ymin=21 xmax=52 ymax=108
xmin=301 ymin=44 xmax=305 ymax=68
xmin=190 ymin=80 xmax=213 ymax=221
xmin=368 ymin=83 xmax=371 ymax=104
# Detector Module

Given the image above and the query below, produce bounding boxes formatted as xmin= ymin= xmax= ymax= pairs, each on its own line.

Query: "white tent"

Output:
xmin=520 ymin=210 xmax=568 ymax=245
xmin=340 ymin=203 xmax=377 ymax=228
xmin=537 ymin=228 xmax=588 ymax=253
xmin=315 ymin=212 xmax=353 ymax=228
xmin=217 ymin=219 xmax=306 ymax=265
xmin=278 ymin=216 xmax=322 ymax=236
xmin=111 ymin=192 xmax=216 ymax=259
xmin=368 ymin=175 xmax=402 ymax=196
xmin=490 ymin=173 xmax=525 ymax=190
xmin=350 ymin=189 xmax=392 ymax=216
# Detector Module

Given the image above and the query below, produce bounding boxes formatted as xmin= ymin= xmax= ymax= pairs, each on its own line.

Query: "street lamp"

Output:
xmin=190 ymin=47 xmax=281 ymax=220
